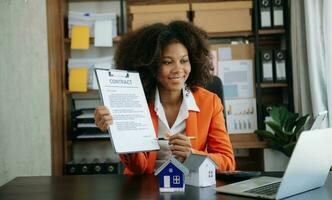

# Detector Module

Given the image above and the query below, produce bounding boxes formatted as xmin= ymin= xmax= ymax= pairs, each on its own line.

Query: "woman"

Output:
xmin=94 ymin=20 xmax=235 ymax=174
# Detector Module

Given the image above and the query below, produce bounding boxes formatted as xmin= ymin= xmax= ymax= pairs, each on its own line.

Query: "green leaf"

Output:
xmin=266 ymin=121 xmax=282 ymax=134
xmin=270 ymin=106 xmax=288 ymax=127
xmin=293 ymin=115 xmax=310 ymax=137
xmin=283 ymin=142 xmax=296 ymax=157
xmin=279 ymin=108 xmax=290 ymax=127
xmin=284 ymin=113 xmax=299 ymax=132
xmin=255 ymin=130 xmax=274 ymax=139
xmin=255 ymin=130 xmax=284 ymax=144
xmin=265 ymin=121 xmax=289 ymax=143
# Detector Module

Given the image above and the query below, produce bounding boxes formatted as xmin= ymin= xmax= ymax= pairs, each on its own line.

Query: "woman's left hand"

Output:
xmin=168 ymin=133 xmax=192 ymax=163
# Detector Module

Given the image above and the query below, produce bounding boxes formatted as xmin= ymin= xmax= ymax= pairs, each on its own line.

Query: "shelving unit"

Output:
xmin=208 ymin=31 xmax=253 ymax=38
xmin=47 ymin=0 xmax=126 ymax=175
xmin=230 ymin=134 xmax=266 ymax=149
xmin=253 ymin=0 xmax=293 ymax=130
xmin=258 ymin=29 xmax=285 ymax=35
xmin=259 ymin=83 xmax=288 ymax=88
xmin=64 ymin=36 xmax=121 ymax=44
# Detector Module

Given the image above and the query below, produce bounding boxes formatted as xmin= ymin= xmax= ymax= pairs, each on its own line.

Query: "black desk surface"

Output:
xmin=1 ymin=172 xmax=332 ymax=200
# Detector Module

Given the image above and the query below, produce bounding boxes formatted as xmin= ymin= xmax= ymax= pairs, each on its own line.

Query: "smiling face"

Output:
xmin=157 ymin=42 xmax=191 ymax=94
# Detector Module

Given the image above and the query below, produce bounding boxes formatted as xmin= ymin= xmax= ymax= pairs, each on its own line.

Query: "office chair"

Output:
xmin=204 ymin=75 xmax=227 ymax=127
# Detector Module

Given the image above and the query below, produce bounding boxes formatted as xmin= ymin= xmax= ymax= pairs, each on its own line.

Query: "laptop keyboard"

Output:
xmin=244 ymin=182 xmax=281 ymax=196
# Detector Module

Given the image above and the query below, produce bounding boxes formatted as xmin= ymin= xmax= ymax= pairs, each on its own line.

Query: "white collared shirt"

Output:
xmin=154 ymin=86 xmax=200 ymax=170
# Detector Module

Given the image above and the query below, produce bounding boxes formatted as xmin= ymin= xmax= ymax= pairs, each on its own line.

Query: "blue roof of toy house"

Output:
xmin=183 ymin=154 xmax=218 ymax=171
xmin=154 ymin=156 xmax=189 ymax=176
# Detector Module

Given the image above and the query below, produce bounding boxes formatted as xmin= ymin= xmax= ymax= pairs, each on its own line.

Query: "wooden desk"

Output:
xmin=1 ymin=173 xmax=332 ymax=200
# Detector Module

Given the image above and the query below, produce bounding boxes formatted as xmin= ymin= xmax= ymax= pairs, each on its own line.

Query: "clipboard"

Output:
xmin=94 ymin=68 xmax=160 ymax=154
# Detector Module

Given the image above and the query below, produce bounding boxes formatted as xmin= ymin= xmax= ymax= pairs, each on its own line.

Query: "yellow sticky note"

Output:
xmin=71 ymin=26 xmax=90 ymax=49
xmin=69 ymin=67 xmax=89 ymax=92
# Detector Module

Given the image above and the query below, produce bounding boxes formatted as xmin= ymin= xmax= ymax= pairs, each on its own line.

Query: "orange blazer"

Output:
xmin=120 ymin=87 xmax=235 ymax=174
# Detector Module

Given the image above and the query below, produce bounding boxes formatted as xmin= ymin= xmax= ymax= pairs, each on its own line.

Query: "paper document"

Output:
xmin=225 ymin=98 xmax=257 ymax=134
xmin=76 ymin=132 xmax=109 ymax=139
xmin=76 ymin=112 xmax=94 ymax=119
xmin=69 ymin=67 xmax=89 ymax=92
xmin=218 ymin=60 xmax=254 ymax=98
xmin=94 ymin=20 xmax=113 ymax=47
xmin=211 ymin=50 xmax=218 ymax=76
xmin=95 ymin=68 xmax=160 ymax=153
xmin=71 ymin=26 xmax=90 ymax=49
xmin=218 ymin=47 xmax=232 ymax=60
xmin=77 ymin=123 xmax=97 ymax=128
xmin=74 ymin=99 xmax=101 ymax=110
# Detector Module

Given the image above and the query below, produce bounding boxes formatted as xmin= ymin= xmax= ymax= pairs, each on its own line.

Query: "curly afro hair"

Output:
xmin=115 ymin=20 xmax=213 ymax=102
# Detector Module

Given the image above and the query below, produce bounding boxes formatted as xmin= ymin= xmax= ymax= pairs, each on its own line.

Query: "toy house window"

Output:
xmin=173 ymin=176 xmax=180 ymax=184
xmin=169 ymin=168 xmax=173 ymax=173
xmin=208 ymin=170 xmax=213 ymax=178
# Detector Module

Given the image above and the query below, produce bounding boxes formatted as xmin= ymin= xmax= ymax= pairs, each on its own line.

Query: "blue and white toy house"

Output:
xmin=154 ymin=156 xmax=189 ymax=192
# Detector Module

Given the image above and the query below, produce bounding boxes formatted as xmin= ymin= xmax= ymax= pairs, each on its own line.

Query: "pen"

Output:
xmin=157 ymin=136 xmax=196 ymax=140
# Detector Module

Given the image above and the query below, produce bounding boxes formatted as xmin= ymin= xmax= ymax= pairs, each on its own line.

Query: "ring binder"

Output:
xmin=272 ymin=0 xmax=284 ymax=27
xmin=274 ymin=50 xmax=286 ymax=82
xmin=260 ymin=50 xmax=274 ymax=82
xmin=259 ymin=0 xmax=272 ymax=28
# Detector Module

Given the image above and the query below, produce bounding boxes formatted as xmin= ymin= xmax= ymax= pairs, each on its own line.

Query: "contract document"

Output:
xmin=95 ymin=68 xmax=160 ymax=153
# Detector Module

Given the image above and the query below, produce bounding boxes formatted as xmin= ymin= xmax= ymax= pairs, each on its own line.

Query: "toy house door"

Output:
xmin=164 ymin=176 xmax=170 ymax=187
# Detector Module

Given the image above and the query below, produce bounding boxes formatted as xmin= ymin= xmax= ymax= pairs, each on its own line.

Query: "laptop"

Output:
xmin=310 ymin=111 xmax=328 ymax=130
xmin=216 ymin=128 xmax=332 ymax=199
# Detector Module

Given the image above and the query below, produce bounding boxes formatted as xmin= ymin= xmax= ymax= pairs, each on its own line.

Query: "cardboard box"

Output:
xmin=210 ymin=43 xmax=254 ymax=60
xmin=192 ymin=1 xmax=252 ymax=33
xmin=130 ymin=4 xmax=189 ymax=30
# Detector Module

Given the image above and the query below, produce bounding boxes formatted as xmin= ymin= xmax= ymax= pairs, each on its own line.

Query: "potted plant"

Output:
xmin=255 ymin=106 xmax=310 ymax=157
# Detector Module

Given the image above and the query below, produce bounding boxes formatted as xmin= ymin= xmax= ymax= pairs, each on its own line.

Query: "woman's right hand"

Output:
xmin=94 ymin=106 xmax=113 ymax=132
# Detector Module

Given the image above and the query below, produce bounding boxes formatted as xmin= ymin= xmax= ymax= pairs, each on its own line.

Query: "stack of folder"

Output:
xmin=68 ymin=10 xmax=117 ymax=92
xmin=259 ymin=0 xmax=285 ymax=29
xmin=74 ymin=98 xmax=102 ymax=110
xmin=260 ymin=49 xmax=287 ymax=83
xmin=71 ymin=109 xmax=109 ymax=140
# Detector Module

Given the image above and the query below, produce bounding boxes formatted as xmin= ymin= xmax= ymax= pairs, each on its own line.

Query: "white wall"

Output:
xmin=0 ymin=0 xmax=51 ymax=186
